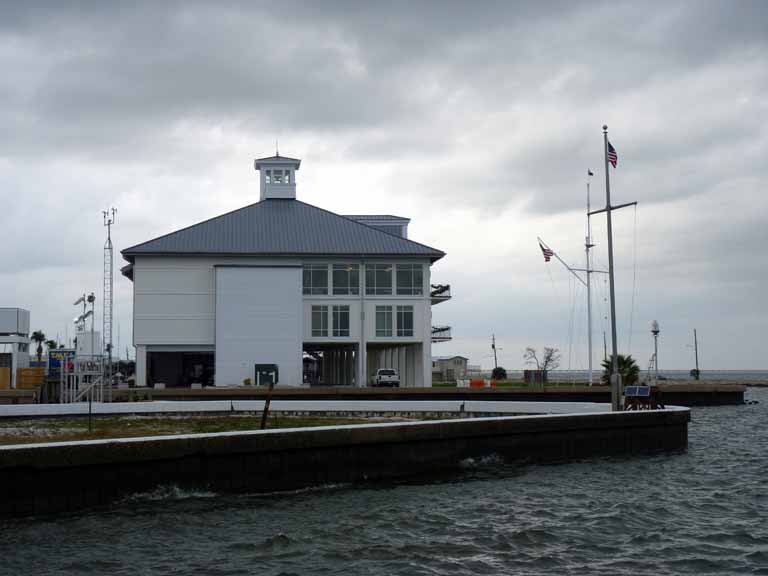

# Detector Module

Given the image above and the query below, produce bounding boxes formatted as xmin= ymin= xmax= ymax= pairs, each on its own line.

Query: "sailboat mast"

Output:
xmin=586 ymin=173 xmax=593 ymax=386
xmin=603 ymin=125 xmax=620 ymax=411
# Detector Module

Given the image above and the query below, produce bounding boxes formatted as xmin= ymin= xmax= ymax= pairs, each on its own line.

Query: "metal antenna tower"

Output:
xmin=103 ymin=207 xmax=117 ymax=401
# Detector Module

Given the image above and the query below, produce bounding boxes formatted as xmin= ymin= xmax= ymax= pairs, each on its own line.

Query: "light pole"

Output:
xmin=651 ymin=320 xmax=660 ymax=386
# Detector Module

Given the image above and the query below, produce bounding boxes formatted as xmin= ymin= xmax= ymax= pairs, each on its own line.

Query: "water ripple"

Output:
xmin=1 ymin=389 xmax=767 ymax=575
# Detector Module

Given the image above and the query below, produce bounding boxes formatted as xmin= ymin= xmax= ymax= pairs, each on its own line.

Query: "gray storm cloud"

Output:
xmin=1 ymin=0 xmax=765 ymax=368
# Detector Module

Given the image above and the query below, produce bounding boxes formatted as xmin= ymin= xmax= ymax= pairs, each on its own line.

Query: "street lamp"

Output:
xmin=651 ymin=320 xmax=660 ymax=386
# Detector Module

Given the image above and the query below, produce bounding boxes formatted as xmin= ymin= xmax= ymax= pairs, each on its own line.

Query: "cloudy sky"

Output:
xmin=2 ymin=1 xmax=766 ymax=371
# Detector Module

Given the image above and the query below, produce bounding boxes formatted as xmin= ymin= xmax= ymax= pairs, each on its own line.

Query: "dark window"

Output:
xmin=312 ymin=305 xmax=328 ymax=337
xmin=332 ymin=305 xmax=350 ymax=337
xmin=375 ymin=306 xmax=393 ymax=337
xmin=332 ymin=264 xmax=359 ymax=295
xmin=397 ymin=305 xmax=414 ymax=337
xmin=366 ymin=264 xmax=392 ymax=295
xmin=396 ymin=264 xmax=423 ymax=295
xmin=303 ymin=264 xmax=328 ymax=295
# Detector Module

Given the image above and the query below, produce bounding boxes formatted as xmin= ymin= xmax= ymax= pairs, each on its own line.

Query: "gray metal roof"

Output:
xmin=122 ymin=199 xmax=444 ymax=261
xmin=344 ymin=214 xmax=410 ymax=222
xmin=255 ymin=154 xmax=301 ymax=163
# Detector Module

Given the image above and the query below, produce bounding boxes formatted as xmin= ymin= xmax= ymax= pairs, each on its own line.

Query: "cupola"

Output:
xmin=254 ymin=153 xmax=301 ymax=200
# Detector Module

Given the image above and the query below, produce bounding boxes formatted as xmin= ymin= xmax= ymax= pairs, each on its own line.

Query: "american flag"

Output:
xmin=539 ymin=242 xmax=554 ymax=262
xmin=607 ymin=140 xmax=618 ymax=168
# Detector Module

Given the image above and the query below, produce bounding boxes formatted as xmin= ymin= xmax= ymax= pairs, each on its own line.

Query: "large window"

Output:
xmin=311 ymin=305 xmax=328 ymax=337
xmin=332 ymin=305 xmax=350 ymax=337
xmin=303 ymin=264 xmax=328 ymax=295
xmin=332 ymin=264 xmax=359 ymax=295
xmin=396 ymin=264 xmax=423 ymax=295
xmin=375 ymin=305 xmax=393 ymax=337
xmin=396 ymin=305 xmax=414 ymax=337
xmin=366 ymin=264 xmax=393 ymax=295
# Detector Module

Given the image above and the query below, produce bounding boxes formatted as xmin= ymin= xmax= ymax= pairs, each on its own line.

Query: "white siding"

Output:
xmin=132 ymin=256 xmax=301 ymax=346
xmin=133 ymin=259 xmax=215 ymax=346
xmin=214 ymin=267 xmax=302 ymax=386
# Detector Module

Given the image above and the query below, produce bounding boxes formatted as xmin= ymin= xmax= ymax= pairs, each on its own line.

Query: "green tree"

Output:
xmin=690 ymin=368 xmax=700 ymax=380
xmin=31 ymin=330 xmax=46 ymax=362
xmin=491 ymin=366 xmax=507 ymax=380
xmin=601 ymin=354 xmax=640 ymax=386
xmin=45 ymin=339 xmax=58 ymax=353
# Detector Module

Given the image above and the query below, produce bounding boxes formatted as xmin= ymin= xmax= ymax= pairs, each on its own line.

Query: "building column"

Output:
xmin=422 ymin=341 xmax=431 ymax=389
xmin=397 ymin=346 xmax=413 ymax=388
xmin=136 ymin=345 xmax=147 ymax=388
xmin=414 ymin=345 xmax=423 ymax=387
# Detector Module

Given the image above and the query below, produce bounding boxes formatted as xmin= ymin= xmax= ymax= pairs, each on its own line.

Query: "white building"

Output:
xmin=432 ymin=355 xmax=469 ymax=384
xmin=122 ymin=154 xmax=451 ymax=388
xmin=0 ymin=308 xmax=31 ymax=390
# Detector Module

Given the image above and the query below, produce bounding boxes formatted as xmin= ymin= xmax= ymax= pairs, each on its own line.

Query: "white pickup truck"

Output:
xmin=372 ymin=368 xmax=400 ymax=388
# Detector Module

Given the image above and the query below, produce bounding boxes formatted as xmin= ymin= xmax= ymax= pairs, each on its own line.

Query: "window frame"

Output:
xmin=332 ymin=264 xmax=360 ymax=295
xmin=332 ymin=305 xmax=350 ymax=337
xmin=303 ymin=264 xmax=329 ymax=295
xmin=396 ymin=305 xmax=414 ymax=337
xmin=366 ymin=264 xmax=393 ymax=295
xmin=311 ymin=305 xmax=329 ymax=337
xmin=396 ymin=264 xmax=423 ymax=296
xmin=375 ymin=305 xmax=393 ymax=337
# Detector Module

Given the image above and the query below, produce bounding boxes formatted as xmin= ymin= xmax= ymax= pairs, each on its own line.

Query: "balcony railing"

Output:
xmin=431 ymin=325 xmax=452 ymax=342
xmin=430 ymin=284 xmax=451 ymax=305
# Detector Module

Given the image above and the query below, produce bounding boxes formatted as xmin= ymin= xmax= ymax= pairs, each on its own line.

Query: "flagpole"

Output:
xmin=586 ymin=173 xmax=593 ymax=386
xmin=537 ymin=237 xmax=587 ymax=287
xmin=603 ymin=125 xmax=620 ymax=411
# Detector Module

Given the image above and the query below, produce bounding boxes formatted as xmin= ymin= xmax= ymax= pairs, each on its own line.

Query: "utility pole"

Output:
xmin=491 ymin=334 xmax=499 ymax=369
xmin=588 ymin=126 xmax=637 ymax=410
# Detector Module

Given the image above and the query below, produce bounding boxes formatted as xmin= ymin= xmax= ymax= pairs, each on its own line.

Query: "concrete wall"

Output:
xmin=0 ymin=408 xmax=689 ymax=517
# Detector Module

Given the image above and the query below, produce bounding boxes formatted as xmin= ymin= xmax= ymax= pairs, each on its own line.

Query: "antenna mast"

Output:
xmin=103 ymin=207 xmax=117 ymax=401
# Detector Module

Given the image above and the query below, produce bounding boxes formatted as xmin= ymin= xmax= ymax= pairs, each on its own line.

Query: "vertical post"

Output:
xmin=603 ymin=125 xmax=620 ymax=411
xmin=654 ymin=333 xmax=659 ymax=385
xmin=586 ymin=176 xmax=593 ymax=386
xmin=358 ymin=262 xmax=366 ymax=387
xmin=492 ymin=334 xmax=498 ymax=369
xmin=259 ymin=380 xmax=275 ymax=430
xmin=694 ymin=328 xmax=700 ymax=379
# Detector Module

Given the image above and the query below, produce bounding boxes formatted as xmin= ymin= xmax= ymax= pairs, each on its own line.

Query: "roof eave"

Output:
xmin=121 ymin=250 xmax=445 ymax=262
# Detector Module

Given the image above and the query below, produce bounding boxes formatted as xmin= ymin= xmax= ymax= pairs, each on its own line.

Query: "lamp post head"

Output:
xmin=651 ymin=320 xmax=660 ymax=335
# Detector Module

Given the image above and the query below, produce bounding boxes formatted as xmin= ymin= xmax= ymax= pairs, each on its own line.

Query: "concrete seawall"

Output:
xmin=0 ymin=408 xmax=689 ymax=517
xmin=114 ymin=383 xmax=745 ymax=406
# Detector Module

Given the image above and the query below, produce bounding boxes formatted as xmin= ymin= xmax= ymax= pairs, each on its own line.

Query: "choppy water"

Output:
xmin=1 ymin=389 xmax=766 ymax=576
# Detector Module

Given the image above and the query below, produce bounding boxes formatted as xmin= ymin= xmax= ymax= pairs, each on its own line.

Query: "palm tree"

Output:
xmin=601 ymin=354 xmax=640 ymax=386
xmin=45 ymin=339 xmax=58 ymax=353
xmin=31 ymin=330 xmax=46 ymax=362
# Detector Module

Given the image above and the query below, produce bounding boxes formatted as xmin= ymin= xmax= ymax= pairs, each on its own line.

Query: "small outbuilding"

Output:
xmin=0 ymin=308 xmax=31 ymax=390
